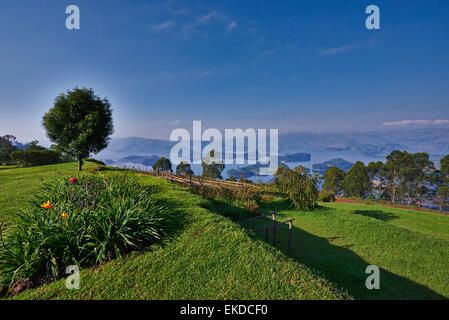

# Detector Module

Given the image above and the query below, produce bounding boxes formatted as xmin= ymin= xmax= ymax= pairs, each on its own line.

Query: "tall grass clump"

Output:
xmin=0 ymin=174 xmax=167 ymax=294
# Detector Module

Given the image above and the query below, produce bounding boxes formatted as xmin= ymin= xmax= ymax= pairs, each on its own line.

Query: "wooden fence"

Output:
xmin=240 ymin=212 xmax=295 ymax=253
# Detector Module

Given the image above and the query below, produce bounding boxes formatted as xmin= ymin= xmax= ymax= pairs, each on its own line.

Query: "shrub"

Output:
xmin=189 ymin=184 xmax=261 ymax=213
xmin=319 ymin=191 xmax=336 ymax=202
xmin=0 ymin=174 xmax=167 ymax=293
xmin=10 ymin=150 xmax=60 ymax=167
xmin=275 ymin=165 xmax=319 ymax=210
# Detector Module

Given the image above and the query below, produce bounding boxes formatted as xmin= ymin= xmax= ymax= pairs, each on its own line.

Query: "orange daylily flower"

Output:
xmin=61 ymin=212 xmax=69 ymax=218
xmin=41 ymin=201 xmax=52 ymax=209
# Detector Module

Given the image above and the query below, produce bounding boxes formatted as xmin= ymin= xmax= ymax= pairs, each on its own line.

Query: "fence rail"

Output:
xmin=240 ymin=211 xmax=295 ymax=253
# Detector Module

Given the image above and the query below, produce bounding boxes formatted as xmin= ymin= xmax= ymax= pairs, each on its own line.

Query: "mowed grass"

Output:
xmin=255 ymin=200 xmax=449 ymax=299
xmin=0 ymin=162 xmax=347 ymax=300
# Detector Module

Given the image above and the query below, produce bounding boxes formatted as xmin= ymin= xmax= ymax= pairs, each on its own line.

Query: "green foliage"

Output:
xmin=366 ymin=161 xmax=386 ymax=199
xmin=440 ymin=155 xmax=449 ymax=182
xmin=0 ymin=135 xmax=18 ymax=165
xmin=318 ymin=191 xmax=336 ymax=202
xmin=153 ymin=157 xmax=173 ymax=172
xmin=342 ymin=161 xmax=370 ymax=198
xmin=275 ymin=165 xmax=319 ymax=210
xmin=384 ymin=150 xmax=406 ymax=203
xmin=176 ymin=161 xmax=193 ymax=175
xmin=201 ymin=161 xmax=225 ymax=179
xmin=0 ymin=175 xmax=167 ymax=292
xmin=10 ymin=150 xmax=60 ymax=167
xmin=226 ymin=175 xmax=237 ymax=182
xmin=26 ymin=141 xmax=46 ymax=151
xmin=437 ymin=185 xmax=449 ymax=211
xmin=191 ymin=184 xmax=261 ymax=213
xmin=322 ymin=166 xmax=346 ymax=194
xmin=42 ymin=87 xmax=114 ymax=170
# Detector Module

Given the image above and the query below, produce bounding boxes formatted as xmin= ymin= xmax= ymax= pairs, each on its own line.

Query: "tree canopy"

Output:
xmin=153 ymin=157 xmax=173 ymax=172
xmin=176 ymin=161 xmax=193 ymax=175
xmin=42 ymin=87 xmax=114 ymax=170
xmin=342 ymin=161 xmax=370 ymax=198
xmin=322 ymin=166 xmax=346 ymax=194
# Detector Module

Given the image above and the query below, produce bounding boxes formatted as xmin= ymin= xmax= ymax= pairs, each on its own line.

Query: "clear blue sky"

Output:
xmin=1 ymin=0 xmax=448 ymax=144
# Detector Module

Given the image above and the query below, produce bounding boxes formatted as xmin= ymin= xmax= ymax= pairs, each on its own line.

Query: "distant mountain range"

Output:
xmin=312 ymin=158 xmax=354 ymax=174
xmin=105 ymin=155 xmax=160 ymax=167
xmin=279 ymin=128 xmax=449 ymax=157
xmin=97 ymin=128 xmax=449 ymax=171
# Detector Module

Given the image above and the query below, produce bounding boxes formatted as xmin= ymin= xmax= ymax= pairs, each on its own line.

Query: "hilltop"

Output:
xmin=0 ymin=162 xmax=347 ymax=299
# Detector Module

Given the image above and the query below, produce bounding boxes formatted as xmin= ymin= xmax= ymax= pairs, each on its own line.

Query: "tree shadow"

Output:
xmin=353 ymin=210 xmax=399 ymax=222
xmin=251 ymin=221 xmax=447 ymax=300
xmin=203 ymin=197 xmax=447 ymax=299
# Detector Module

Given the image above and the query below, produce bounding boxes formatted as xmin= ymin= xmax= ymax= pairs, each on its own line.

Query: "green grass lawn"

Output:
xmin=249 ymin=200 xmax=449 ymax=299
xmin=0 ymin=162 xmax=346 ymax=300
xmin=1 ymin=162 xmax=447 ymax=300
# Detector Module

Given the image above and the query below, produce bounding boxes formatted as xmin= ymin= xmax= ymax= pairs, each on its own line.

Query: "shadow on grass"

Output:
xmin=249 ymin=199 xmax=445 ymax=299
xmin=353 ymin=210 xmax=399 ymax=222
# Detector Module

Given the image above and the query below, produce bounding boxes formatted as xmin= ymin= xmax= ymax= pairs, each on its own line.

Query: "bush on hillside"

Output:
xmin=0 ymin=175 xmax=167 ymax=294
xmin=318 ymin=191 xmax=336 ymax=202
xmin=10 ymin=150 xmax=60 ymax=167
xmin=275 ymin=165 xmax=319 ymax=210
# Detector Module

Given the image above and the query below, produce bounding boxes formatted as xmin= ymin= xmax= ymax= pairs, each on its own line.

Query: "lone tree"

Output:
xmin=42 ymin=88 xmax=113 ymax=170
xmin=176 ymin=161 xmax=193 ymax=175
xmin=0 ymin=135 xmax=18 ymax=165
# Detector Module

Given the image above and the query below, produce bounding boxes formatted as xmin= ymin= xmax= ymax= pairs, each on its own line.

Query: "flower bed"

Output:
xmin=0 ymin=174 xmax=167 ymax=294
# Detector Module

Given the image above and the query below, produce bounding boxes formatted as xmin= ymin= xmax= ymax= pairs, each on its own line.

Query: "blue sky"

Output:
xmin=0 ymin=0 xmax=448 ymax=144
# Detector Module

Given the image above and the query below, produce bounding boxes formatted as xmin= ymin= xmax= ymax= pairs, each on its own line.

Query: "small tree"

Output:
xmin=274 ymin=165 xmax=319 ymax=210
xmin=202 ymin=161 xmax=225 ymax=179
xmin=322 ymin=166 xmax=346 ymax=195
xmin=42 ymin=88 xmax=114 ymax=170
xmin=176 ymin=161 xmax=193 ymax=175
xmin=26 ymin=141 xmax=46 ymax=151
xmin=153 ymin=157 xmax=173 ymax=172
xmin=0 ymin=135 xmax=18 ymax=165
xmin=342 ymin=161 xmax=370 ymax=198
xmin=201 ymin=149 xmax=225 ymax=179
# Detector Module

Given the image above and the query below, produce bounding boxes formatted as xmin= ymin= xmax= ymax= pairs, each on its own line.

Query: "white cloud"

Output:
xmin=318 ymin=39 xmax=376 ymax=56
xmin=226 ymin=21 xmax=238 ymax=33
xmin=318 ymin=44 xmax=358 ymax=56
xmin=170 ymin=120 xmax=181 ymax=126
xmin=382 ymin=119 xmax=449 ymax=127
xmin=153 ymin=20 xmax=175 ymax=30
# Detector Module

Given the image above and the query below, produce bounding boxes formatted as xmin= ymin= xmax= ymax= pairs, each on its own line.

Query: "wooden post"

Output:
xmin=272 ymin=212 xmax=276 ymax=246
xmin=287 ymin=220 xmax=292 ymax=253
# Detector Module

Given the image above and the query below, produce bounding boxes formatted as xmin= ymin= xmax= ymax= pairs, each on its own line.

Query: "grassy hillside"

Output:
xmin=256 ymin=200 xmax=449 ymax=299
xmin=2 ymin=162 xmax=447 ymax=300
xmin=0 ymin=162 xmax=347 ymax=300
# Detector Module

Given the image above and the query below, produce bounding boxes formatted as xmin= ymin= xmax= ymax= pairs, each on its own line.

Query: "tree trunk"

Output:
xmin=78 ymin=158 xmax=83 ymax=171
xmin=392 ymin=185 xmax=396 ymax=204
